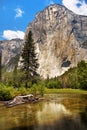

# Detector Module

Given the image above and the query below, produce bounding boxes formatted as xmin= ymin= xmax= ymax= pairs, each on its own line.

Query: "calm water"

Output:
xmin=0 ymin=94 xmax=87 ymax=130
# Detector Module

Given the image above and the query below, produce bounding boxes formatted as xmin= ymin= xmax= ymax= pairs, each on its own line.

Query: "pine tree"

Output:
xmin=21 ymin=31 xmax=39 ymax=83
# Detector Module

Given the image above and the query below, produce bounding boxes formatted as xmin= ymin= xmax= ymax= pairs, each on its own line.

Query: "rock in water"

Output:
xmin=5 ymin=94 xmax=38 ymax=107
xmin=25 ymin=4 xmax=87 ymax=78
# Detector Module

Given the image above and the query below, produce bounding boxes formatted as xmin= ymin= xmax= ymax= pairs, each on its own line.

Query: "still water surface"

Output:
xmin=0 ymin=94 xmax=87 ymax=130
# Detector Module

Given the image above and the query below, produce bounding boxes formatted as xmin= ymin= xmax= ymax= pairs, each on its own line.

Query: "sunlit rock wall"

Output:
xmin=25 ymin=4 xmax=87 ymax=78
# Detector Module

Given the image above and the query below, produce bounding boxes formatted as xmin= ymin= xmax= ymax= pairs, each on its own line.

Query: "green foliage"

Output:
xmin=18 ymin=87 xmax=28 ymax=95
xmin=30 ymin=84 xmax=37 ymax=96
xmin=62 ymin=60 xmax=87 ymax=90
xmin=67 ymin=68 xmax=80 ymax=89
xmin=30 ymin=82 xmax=45 ymax=97
xmin=37 ymin=81 xmax=45 ymax=96
xmin=77 ymin=60 xmax=87 ymax=90
xmin=1 ymin=59 xmax=87 ymax=101
xmin=0 ymin=84 xmax=15 ymax=100
xmin=46 ymin=78 xmax=62 ymax=89
xmin=0 ymin=83 xmax=31 ymax=100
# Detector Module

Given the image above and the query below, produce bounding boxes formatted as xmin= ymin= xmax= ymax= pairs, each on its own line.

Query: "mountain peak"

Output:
xmin=25 ymin=4 xmax=87 ymax=78
xmin=1 ymin=5 xmax=87 ymax=79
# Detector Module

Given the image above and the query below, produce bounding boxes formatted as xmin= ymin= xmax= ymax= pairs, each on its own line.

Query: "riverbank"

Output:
xmin=0 ymin=87 xmax=87 ymax=102
xmin=45 ymin=88 xmax=87 ymax=95
xmin=0 ymin=88 xmax=87 ymax=107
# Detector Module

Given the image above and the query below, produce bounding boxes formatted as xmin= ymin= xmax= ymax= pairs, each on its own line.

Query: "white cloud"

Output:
xmin=15 ymin=7 xmax=24 ymax=18
xmin=62 ymin=0 xmax=87 ymax=15
xmin=2 ymin=30 xmax=25 ymax=40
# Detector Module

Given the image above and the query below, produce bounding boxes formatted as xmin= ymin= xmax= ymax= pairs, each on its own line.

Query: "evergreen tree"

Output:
xmin=21 ymin=31 xmax=39 ymax=84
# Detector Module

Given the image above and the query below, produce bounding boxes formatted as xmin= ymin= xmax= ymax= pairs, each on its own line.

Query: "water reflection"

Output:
xmin=0 ymin=94 xmax=87 ymax=130
xmin=36 ymin=102 xmax=71 ymax=124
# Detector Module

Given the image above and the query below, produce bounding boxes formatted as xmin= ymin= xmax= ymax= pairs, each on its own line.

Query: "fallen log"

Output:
xmin=5 ymin=94 xmax=39 ymax=107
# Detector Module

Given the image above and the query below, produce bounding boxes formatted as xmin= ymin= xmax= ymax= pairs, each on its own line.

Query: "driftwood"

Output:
xmin=5 ymin=94 xmax=39 ymax=107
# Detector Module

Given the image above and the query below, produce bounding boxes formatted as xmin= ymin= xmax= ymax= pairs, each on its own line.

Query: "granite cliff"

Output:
xmin=0 ymin=39 xmax=23 ymax=71
xmin=1 ymin=4 xmax=87 ymax=79
xmin=25 ymin=4 xmax=87 ymax=78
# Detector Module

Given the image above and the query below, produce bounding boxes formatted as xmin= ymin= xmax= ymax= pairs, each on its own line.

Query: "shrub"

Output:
xmin=37 ymin=82 xmax=45 ymax=96
xmin=18 ymin=87 xmax=28 ymax=95
xmin=0 ymin=84 xmax=14 ymax=101
xmin=46 ymin=79 xmax=62 ymax=89
xmin=30 ymin=84 xmax=38 ymax=96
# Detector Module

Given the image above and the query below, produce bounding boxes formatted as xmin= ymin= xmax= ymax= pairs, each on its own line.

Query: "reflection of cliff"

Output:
xmin=35 ymin=102 xmax=86 ymax=130
xmin=10 ymin=106 xmax=86 ymax=130
xmin=7 ymin=101 xmax=87 ymax=130
xmin=36 ymin=102 xmax=71 ymax=124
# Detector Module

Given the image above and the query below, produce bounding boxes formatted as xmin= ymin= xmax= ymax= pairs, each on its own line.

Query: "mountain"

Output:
xmin=25 ymin=4 xmax=87 ymax=78
xmin=1 ymin=4 xmax=87 ymax=79
xmin=0 ymin=39 xmax=23 ymax=71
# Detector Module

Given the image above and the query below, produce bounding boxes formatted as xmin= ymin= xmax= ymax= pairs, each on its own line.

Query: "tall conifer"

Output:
xmin=21 ymin=31 xmax=39 ymax=83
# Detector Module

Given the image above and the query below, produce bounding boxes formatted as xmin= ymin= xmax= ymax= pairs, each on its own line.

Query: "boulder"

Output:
xmin=5 ymin=94 xmax=39 ymax=107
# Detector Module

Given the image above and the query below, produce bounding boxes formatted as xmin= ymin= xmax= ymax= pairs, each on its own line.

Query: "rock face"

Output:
xmin=25 ymin=4 xmax=87 ymax=78
xmin=0 ymin=39 xmax=23 ymax=71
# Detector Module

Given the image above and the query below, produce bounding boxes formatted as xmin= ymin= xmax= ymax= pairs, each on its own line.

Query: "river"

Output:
xmin=0 ymin=94 xmax=87 ymax=130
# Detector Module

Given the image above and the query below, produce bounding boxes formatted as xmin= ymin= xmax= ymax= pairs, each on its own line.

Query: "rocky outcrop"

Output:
xmin=0 ymin=38 xmax=23 ymax=71
xmin=25 ymin=4 xmax=87 ymax=78
xmin=5 ymin=94 xmax=39 ymax=107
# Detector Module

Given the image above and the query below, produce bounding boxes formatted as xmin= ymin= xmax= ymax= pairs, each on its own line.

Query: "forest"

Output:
xmin=0 ymin=31 xmax=87 ymax=101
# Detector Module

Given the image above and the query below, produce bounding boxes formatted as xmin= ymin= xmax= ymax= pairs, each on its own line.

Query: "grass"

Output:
xmin=45 ymin=88 xmax=87 ymax=95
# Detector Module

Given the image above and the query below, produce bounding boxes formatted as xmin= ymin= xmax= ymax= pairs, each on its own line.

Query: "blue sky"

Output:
xmin=0 ymin=0 xmax=87 ymax=40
